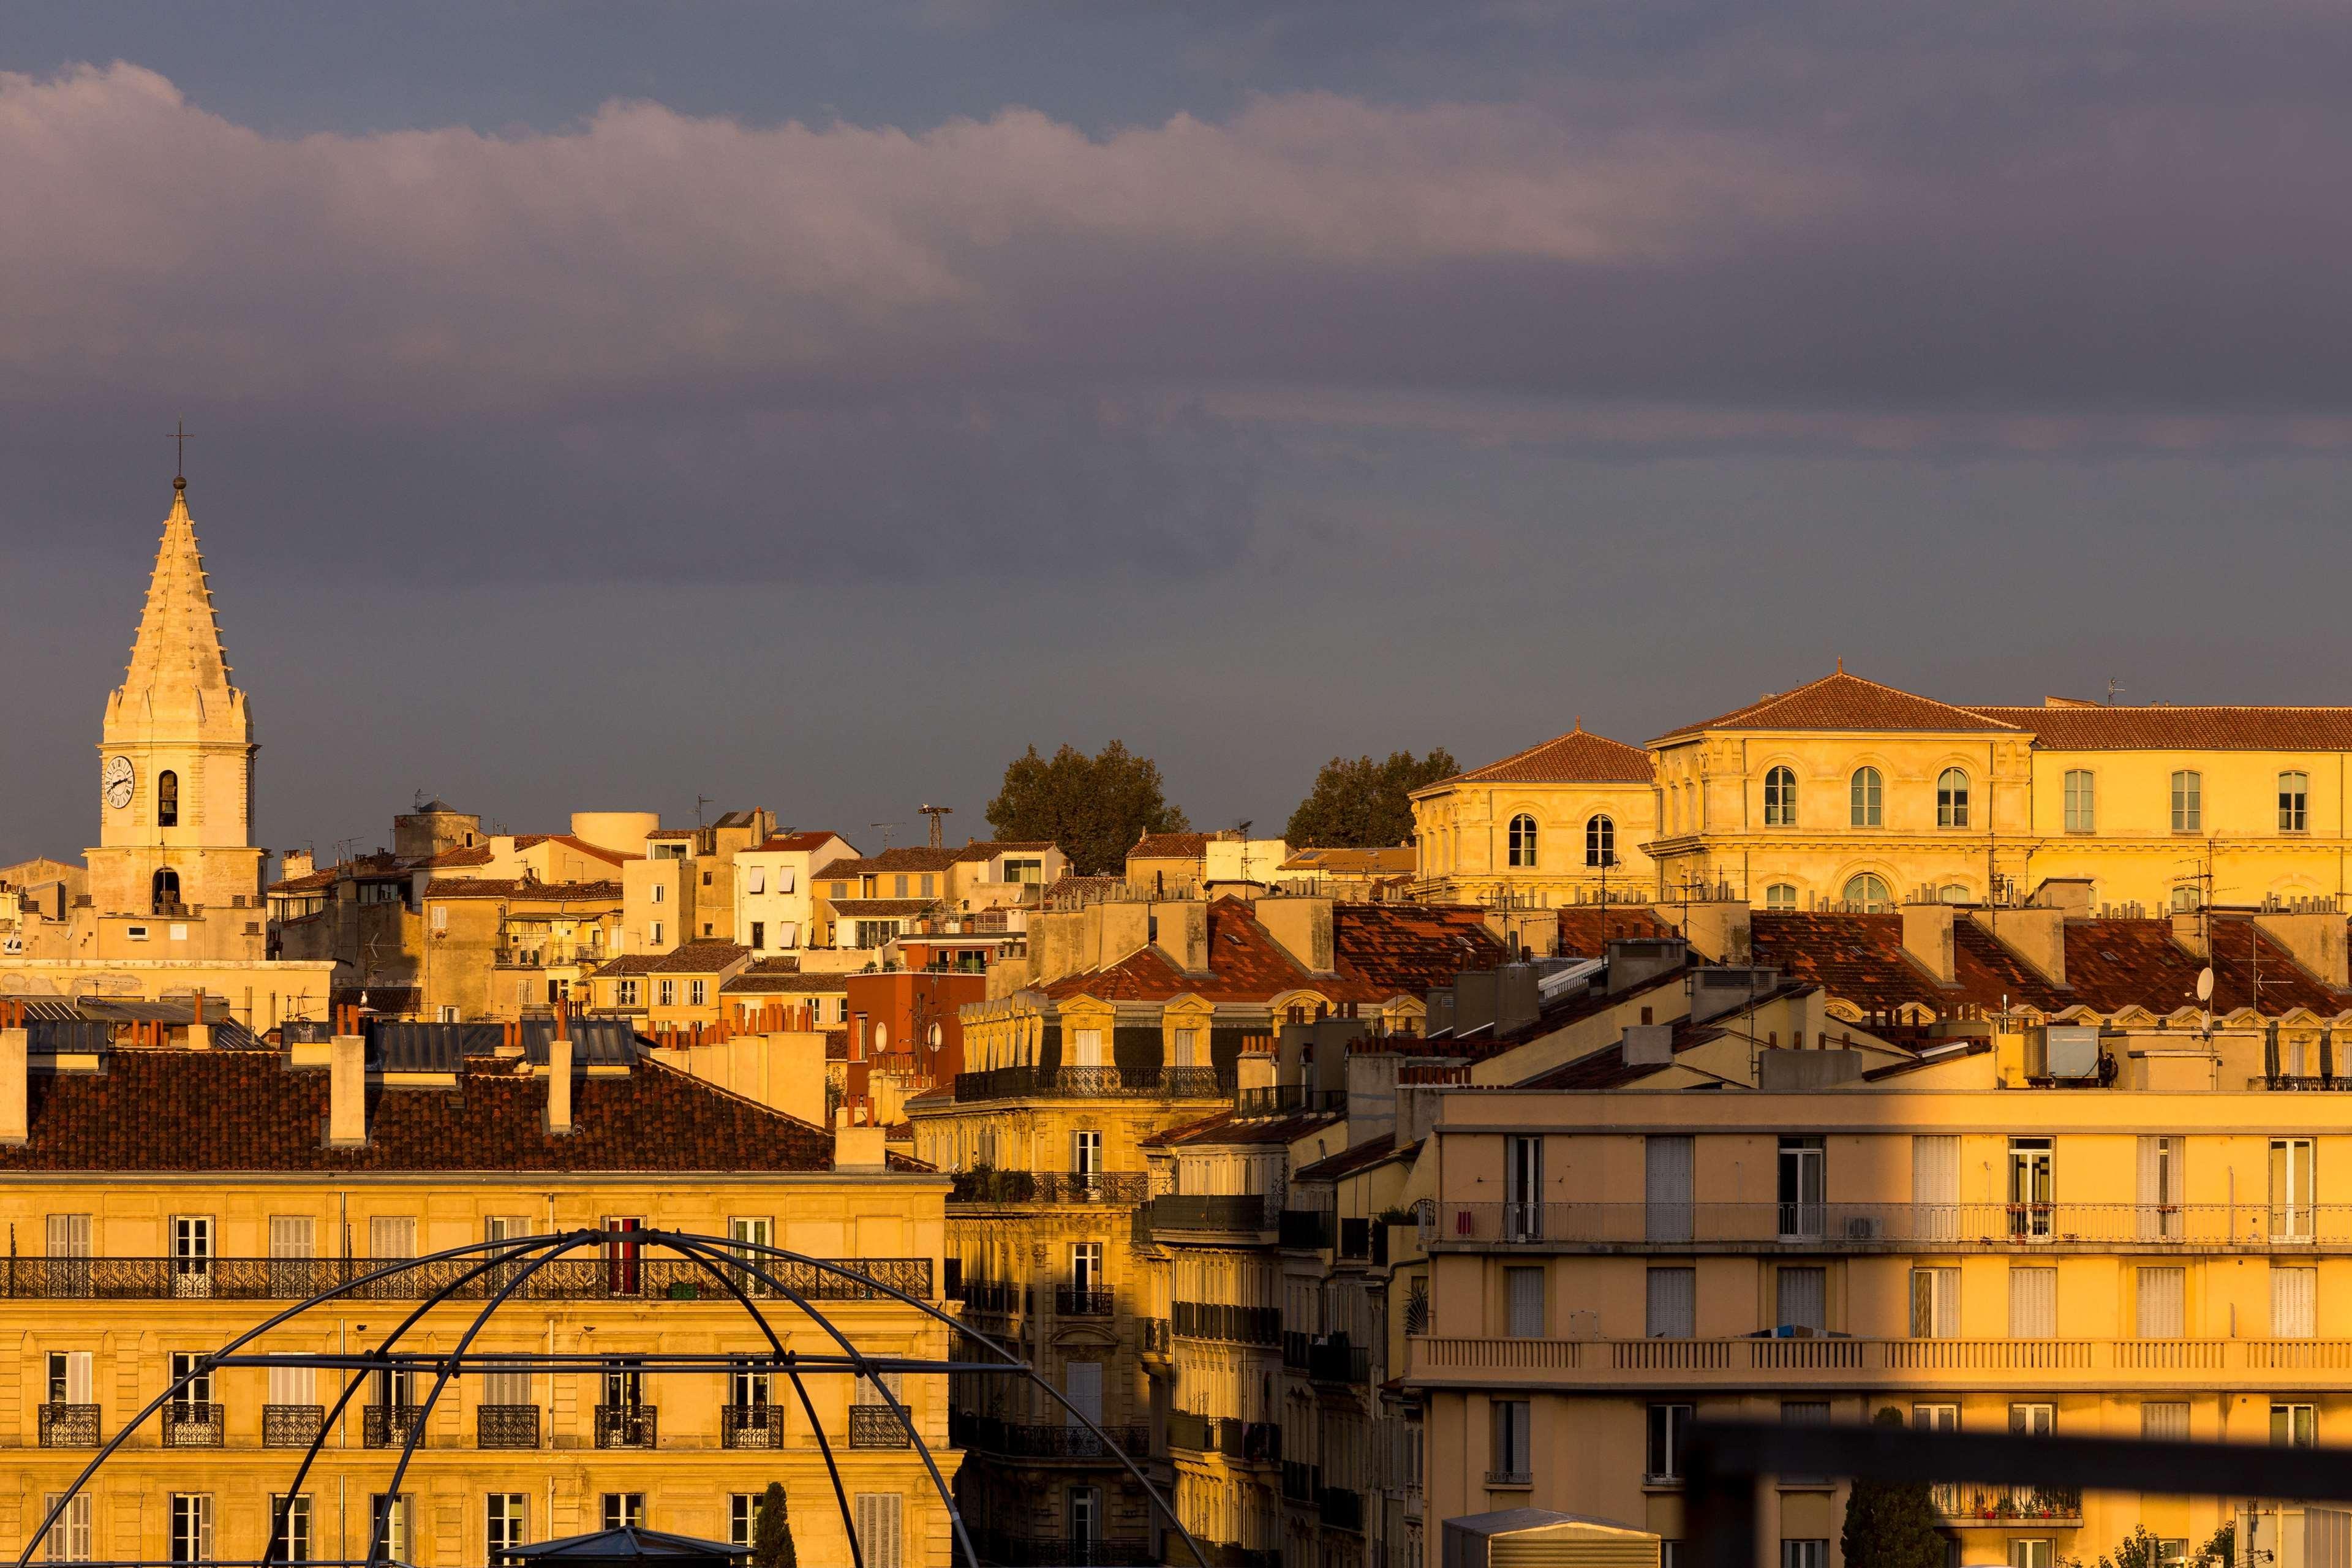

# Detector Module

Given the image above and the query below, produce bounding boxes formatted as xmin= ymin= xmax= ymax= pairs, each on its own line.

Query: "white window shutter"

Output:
xmin=1066 ymin=1361 xmax=1103 ymax=1425
xmin=2010 ymin=1268 xmax=2056 ymax=1338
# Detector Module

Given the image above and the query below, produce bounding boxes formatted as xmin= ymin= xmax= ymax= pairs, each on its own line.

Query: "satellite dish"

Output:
xmin=2196 ymin=967 xmax=2215 ymax=1003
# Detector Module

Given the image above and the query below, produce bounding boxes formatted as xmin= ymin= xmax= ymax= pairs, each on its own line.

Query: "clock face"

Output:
xmin=102 ymin=755 xmax=134 ymax=810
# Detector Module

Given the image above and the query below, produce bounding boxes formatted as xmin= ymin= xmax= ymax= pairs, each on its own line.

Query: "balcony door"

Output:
xmin=604 ymin=1216 xmax=643 ymax=1295
xmin=1065 ymin=1361 xmax=1103 ymax=1429
xmin=1505 ymin=1136 xmax=1544 ymax=1242
xmin=170 ymin=1216 xmax=214 ymax=1298
xmin=2008 ymin=1140 xmax=2054 ymax=1241
xmin=1778 ymin=1139 xmax=1824 ymax=1241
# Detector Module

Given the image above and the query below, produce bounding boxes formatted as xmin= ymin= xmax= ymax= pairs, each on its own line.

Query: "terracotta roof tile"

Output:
xmin=643 ymin=941 xmax=751 ymax=973
xmin=423 ymin=878 xmax=623 ymax=901
xmin=754 ymin=831 xmax=854 ymax=854
xmin=829 ymin=899 xmax=940 ymax=917
xmin=1435 ymin=728 xmax=1654 ymax=786
xmin=1555 ymin=906 xmax=1676 ymax=957
xmin=1292 ymin=1131 xmax=1408 ymax=1183
xmin=1976 ymin=705 xmax=2352 ymax=752
xmin=1157 ymin=1107 xmax=1344 ymax=1147
xmin=1656 ymin=670 xmax=2022 ymax=741
xmin=722 ymin=971 xmax=849 ymax=995
xmin=1131 ymin=833 xmax=1212 ymax=860
xmin=416 ymin=844 xmax=495 ymax=869
xmin=956 ymin=840 xmax=1055 ymax=860
xmin=513 ymin=834 xmax=636 ymax=864
xmin=1281 ymin=848 xmax=1417 ymax=873
xmin=1042 ymin=898 xmax=1504 ymax=1006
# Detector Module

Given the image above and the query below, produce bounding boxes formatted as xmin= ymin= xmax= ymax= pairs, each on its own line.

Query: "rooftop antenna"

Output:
xmin=2105 ymin=676 xmax=2126 ymax=706
xmin=695 ymin=794 xmax=714 ymax=827
xmin=919 ymin=804 xmax=954 ymax=850
xmin=871 ymin=821 xmax=903 ymax=849
xmin=413 ymin=788 xmax=430 ymax=813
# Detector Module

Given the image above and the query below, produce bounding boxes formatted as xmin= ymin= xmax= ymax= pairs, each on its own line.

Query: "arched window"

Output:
xmin=1936 ymin=768 xmax=1969 ymax=829
xmin=1849 ymin=767 xmax=1883 ymax=827
xmin=1507 ymin=814 xmax=1538 ymax=868
xmin=1764 ymin=883 xmax=1798 ymax=911
xmin=1940 ymin=883 xmax=1970 ymax=905
xmin=1841 ymin=873 xmax=1891 ymax=912
xmin=2171 ymin=771 xmax=2203 ymax=832
xmin=2064 ymin=769 xmax=2095 ymax=833
xmin=1585 ymin=815 xmax=1616 ymax=869
xmin=151 ymin=868 xmax=181 ymax=914
xmin=1763 ymin=766 xmax=1797 ymax=827
xmin=157 ymin=769 xmax=179 ymax=828
xmin=2280 ymin=771 xmax=2310 ymax=832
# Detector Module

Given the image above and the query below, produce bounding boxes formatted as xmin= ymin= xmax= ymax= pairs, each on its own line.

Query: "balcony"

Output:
xmin=1319 ymin=1488 xmax=1365 ymax=1533
xmin=1283 ymin=1331 xmax=1312 ymax=1371
xmin=952 ymin=1170 xmax=1150 ymax=1205
xmin=1282 ymin=1461 xmax=1321 ymax=1504
xmin=959 ymin=1280 xmax=1030 ymax=1317
xmin=1278 ymin=1208 xmax=1333 ymax=1251
xmin=262 ymin=1404 xmax=324 ymax=1448
xmin=1234 ymin=1085 xmax=1344 ymax=1119
xmin=1308 ymin=1335 xmax=1371 ymax=1385
xmin=951 ymin=1412 xmax=1150 ymax=1459
xmin=595 ymin=1403 xmax=657 ymax=1449
xmin=1148 ymin=1195 xmax=1276 ymax=1234
xmin=1170 ymin=1300 xmax=1281 ymax=1347
xmin=160 ymin=1401 xmax=224 ymax=1447
xmin=0 ymin=1254 xmax=933 ymax=1300
xmin=363 ymin=1403 xmax=427 ymax=1449
xmin=723 ymin=1402 xmax=786 ymax=1449
xmin=1167 ymin=1411 xmax=1278 ymax=1462
xmin=1339 ymin=1219 xmax=1372 ymax=1260
xmin=478 ymin=1403 xmax=540 ymax=1449
xmin=850 ymin=1403 xmax=910 ymax=1449
xmin=1421 ymin=1200 xmax=2352 ymax=1252
xmin=952 ymin=1065 xmax=1232 ymax=1103
xmin=1406 ymin=1335 xmax=2352 ymax=1390
xmin=1056 ymin=1287 xmax=1114 ymax=1317
xmin=38 ymin=1403 xmax=98 ymax=1447
xmin=1138 ymin=1317 xmax=1171 ymax=1356
xmin=969 ymin=1532 xmax=1157 ymax=1566
xmin=1932 ymin=1483 xmax=2084 ymax=1528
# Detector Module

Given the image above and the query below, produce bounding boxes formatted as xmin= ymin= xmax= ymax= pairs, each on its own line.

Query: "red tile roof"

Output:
xmin=514 ymin=833 xmax=637 ymax=864
xmin=1555 ymin=906 xmax=1676 ymax=957
xmin=813 ymin=848 xmax=964 ymax=879
xmin=1656 ymin=670 xmax=2022 ymax=741
xmin=1292 ymin=1131 xmax=1410 ymax=1183
xmin=645 ymin=829 xmax=700 ymax=840
xmin=1513 ymin=1008 xmax=1757 ymax=1089
xmin=1131 ymin=833 xmax=1213 ymax=861
xmin=643 ymin=941 xmax=751 ymax=973
xmin=1152 ymin=1107 xmax=1345 ymax=1147
xmin=1436 ymin=726 xmax=1655 ymax=786
xmin=1041 ymin=898 xmax=1502 ymax=1006
xmin=1975 ymin=705 xmax=2352 ymax=752
xmin=754 ymin=831 xmax=854 ymax=854
xmin=1281 ymin=848 xmax=1417 ymax=874
xmin=0 ymin=1049 xmax=848 ymax=1172
xmin=829 ymin=899 xmax=940 ymax=918
xmin=722 ymin=971 xmax=850 ymax=995
xmin=423 ymin=879 xmax=622 ymax=901
xmin=957 ymin=840 xmax=1055 ymax=860
xmin=268 ymin=853 xmax=408 ymax=894
xmin=415 ymin=843 xmax=494 ymax=869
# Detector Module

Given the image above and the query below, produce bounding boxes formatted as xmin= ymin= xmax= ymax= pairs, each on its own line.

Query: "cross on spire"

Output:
xmin=168 ymin=418 xmax=192 ymax=486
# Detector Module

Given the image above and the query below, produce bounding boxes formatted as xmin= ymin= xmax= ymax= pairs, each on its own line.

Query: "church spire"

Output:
xmin=113 ymin=477 xmax=235 ymax=718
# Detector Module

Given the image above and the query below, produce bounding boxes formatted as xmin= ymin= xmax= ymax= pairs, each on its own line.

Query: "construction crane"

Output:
xmin=919 ymin=804 xmax=954 ymax=850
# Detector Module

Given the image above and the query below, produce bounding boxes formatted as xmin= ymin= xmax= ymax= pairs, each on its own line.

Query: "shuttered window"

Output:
xmin=854 ymin=1494 xmax=903 ymax=1568
xmin=1646 ymin=1136 xmax=1694 ymax=1243
xmin=368 ymin=1218 xmax=417 ymax=1259
xmin=1065 ymin=1362 xmax=1102 ymax=1426
xmin=268 ymin=1217 xmax=315 ymax=1258
xmin=1912 ymin=1137 xmax=1959 ymax=1241
xmin=2275 ymin=1267 xmax=2318 ymax=1339
xmin=2010 ymin=1268 xmax=2056 ymax=1339
xmin=1506 ymin=1268 xmax=1545 ymax=1339
xmin=267 ymin=1362 xmax=315 ymax=1408
xmin=1909 ymin=1268 xmax=1961 ymax=1338
xmin=2138 ymin=1267 xmax=2187 ymax=1339
xmin=2138 ymin=1137 xmax=2185 ymax=1240
xmin=1775 ymin=1267 xmax=1825 ymax=1332
xmin=1646 ymin=1268 xmax=1697 ymax=1340
xmin=46 ymin=1215 xmax=91 ymax=1258
xmin=2143 ymin=1401 xmax=2190 ymax=1441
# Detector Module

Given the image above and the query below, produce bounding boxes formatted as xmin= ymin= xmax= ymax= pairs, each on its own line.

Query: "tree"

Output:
xmin=751 ymin=1481 xmax=796 ymax=1568
xmin=2193 ymin=1525 xmax=2236 ymax=1568
xmin=986 ymin=741 xmax=1189 ymax=877
xmin=1283 ymin=749 xmax=1458 ymax=848
xmin=2099 ymin=1527 xmax=2167 ymax=1568
xmin=1839 ymin=1408 xmax=1947 ymax=1568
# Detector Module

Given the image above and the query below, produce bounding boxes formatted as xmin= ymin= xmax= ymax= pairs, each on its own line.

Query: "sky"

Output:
xmin=6 ymin=1 xmax=2352 ymax=866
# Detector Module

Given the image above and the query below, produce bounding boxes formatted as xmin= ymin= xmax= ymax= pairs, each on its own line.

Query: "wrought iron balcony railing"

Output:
xmin=1307 ymin=1336 xmax=1371 ymax=1385
xmin=1148 ymin=1195 xmax=1276 ymax=1234
xmin=968 ymin=1532 xmax=1157 ymax=1566
xmin=723 ymin=1402 xmax=786 ymax=1449
xmin=1170 ymin=1299 xmax=1281 ymax=1346
xmin=1137 ymin=1317 xmax=1171 ymax=1355
xmin=0 ymin=1254 xmax=932 ymax=1300
xmin=952 ymin=1065 xmax=1231 ymax=1103
xmin=1422 ymin=1199 xmax=2352 ymax=1250
xmin=1319 ymin=1488 xmax=1365 ymax=1532
xmin=850 ymin=1403 xmax=910 ymax=1448
xmin=38 ymin=1403 xmax=99 ymax=1447
xmin=594 ymin=1403 xmax=657 ymax=1449
xmin=161 ymin=1401 xmax=224 ymax=1448
xmin=951 ymin=1170 xmax=1150 ymax=1205
xmin=957 ymin=1280 xmax=1029 ymax=1316
xmin=477 ymin=1403 xmax=539 ymax=1449
xmin=1056 ymin=1287 xmax=1114 ymax=1317
xmin=363 ymin=1403 xmax=427 ymax=1449
xmin=951 ymin=1411 xmax=1151 ymax=1459
xmin=262 ymin=1403 xmax=324 ymax=1448
xmin=1932 ymin=1482 xmax=2084 ymax=1525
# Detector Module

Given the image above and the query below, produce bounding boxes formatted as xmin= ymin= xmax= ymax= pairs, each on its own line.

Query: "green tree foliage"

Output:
xmin=1283 ymin=749 xmax=1458 ymax=849
xmin=2194 ymin=1525 xmax=2235 ymax=1568
xmin=986 ymin=741 xmax=1189 ymax=877
xmin=1839 ymin=1408 xmax=1948 ymax=1568
xmin=751 ymin=1482 xmax=795 ymax=1568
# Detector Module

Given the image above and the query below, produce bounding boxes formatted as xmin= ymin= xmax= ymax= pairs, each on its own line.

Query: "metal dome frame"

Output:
xmin=18 ymin=1227 xmax=1208 ymax=1568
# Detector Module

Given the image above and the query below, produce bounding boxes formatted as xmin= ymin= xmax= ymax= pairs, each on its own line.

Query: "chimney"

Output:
xmin=1901 ymin=903 xmax=1957 ymax=984
xmin=184 ymin=992 xmax=212 ymax=1051
xmin=834 ymin=1124 xmax=886 ymax=1170
xmin=328 ymin=1014 xmax=367 ymax=1147
xmin=2170 ymin=911 xmax=2209 ymax=959
xmin=2254 ymin=911 xmax=2349 ymax=989
xmin=1150 ymin=902 xmax=1210 ymax=974
xmin=548 ymin=999 xmax=575 ymax=1136
xmin=1256 ymin=896 xmax=1335 ymax=975
xmin=1236 ymin=1035 xmax=1278 ymax=1098
xmin=1621 ymin=1023 xmax=1675 ymax=1066
xmin=1970 ymin=907 xmax=2066 ymax=986
xmin=0 ymin=1001 xmax=28 ymax=1145
xmin=282 ymin=848 xmax=315 ymax=881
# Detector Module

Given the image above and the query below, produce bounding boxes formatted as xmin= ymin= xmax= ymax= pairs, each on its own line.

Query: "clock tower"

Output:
xmin=83 ymin=475 xmax=265 ymax=959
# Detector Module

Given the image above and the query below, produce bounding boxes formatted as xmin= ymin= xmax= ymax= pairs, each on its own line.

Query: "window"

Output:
xmin=1504 ymin=1134 xmax=1543 ymax=1241
xmin=2142 ymin=1402 xmax=2188 ymax=1440
xmin=1764 ymin=883 xmax=1798 ymax=910
xmin=1005 ymin=858 xmax=1042 ymax=884
xmin=1780 ymin=1401 xmax=1830 ymax=1483
xmin=169 ymin=1495 xmax=211 ymax=1565
xmin=2281 ymin=772 xmax=2310 ymax=832
xmin=1910 ymin=1267 xmax=1960 ymax=1338
xmin=1913 ymin=1403 xmax=1958 ymax=1433
xmin=2010 ymin=1267 xmax=2056 ymax=1338
xmin=1585 ymin=815 xmax=1616 ymax=868
xmin=617 ymin=978 xmax=639 ymax=1006
xmin=2172 ymin=770 xmax=2203 ymax=832
xmin=1775 ymin=1267 xmax=1826 ymax=1332
xmin=1936 ymin=769 xmax=1970 ymax=828
xmin=1070 ymin=1486 xmax=1104 ymax=1546
xmin=1072 ymin=1130 xmax=1102 ymax=1177
xmin=2138 ymin=1136 xmax=2185 ymax=1240
xmin=1170 ymin=1028 xmax=1199 ymax=1068
xmin=2274 ymin=1403 xmax=2317 ymax=1448
xmin=893 ymin=874 xmax=910 ymax=897
xmin=602 ymin=1494 xmax=645 ymax=1530
xmin=1490 ymin=1400 xmax=1532 ymax=1482
xmin=729 ymin=1215 xmax=773 ymax=1295
xmin=1840 ymin=873 xmax=1891 ymax=912
xmin=702 ymin=871 xmax=712 ymax=886
xmin=48 ymin=1349 xmax=92 ymax=1406
xmin=2008 ymin=1138 xmax=2052 ymax=1240
xmin=1070 ymin=1241 xmax=1104 ymax=1292
xmin=688 ymin=979 xmax=707 ymax=1006
xmin=1506 ymin=1267 xmax=1544 ymax=1338
xmin=2057 ymin=769 xmax=2095 ymax=833
xmin=650 ymin=920 xmax=664 ymax=946
xmin=171 ymin=1216 xmax=213 ymax=1296
xmin=2273 ymin=1138 xmax=2316 ymax=1241
xmin=1071 ymin=1027 xmax=1105 ymax=1068
xmin=2274 ymin=1267 xmax=2316 ymax=1338
xmin=657 ymin=979 xmax=675 ymax=1007
xmin=151 ymin=868 xmax=181 ymax=914
xmin=43 ymin=1493 xmax=92 ymax=1564
xmin=369 ymin=1216 xmax=417 ymax=1259
xmin=854 ymin=1494 xmax=903 ymax=1568
xmin=1507 ymin=814 xmax=1538 ymax=868
xmin=729 ymin=1496 xmax=758 ymax=1551
xmin=1646 ymin=1403 xmax=1692 ymax=1483
xmin=2137 ymin=1267 xmax=2186 ymax=1338
xmin=1784 ymin=1542 xmax=1827 ymax=1568
xmin=2012 ymin=1542 xmax=2053 ymax=1568
xmin=1065 ymin=1361 xmax=1103 ymax=1426
xmin=921 ymin=873 xmax=936 ymax=897
xmin=1777 ymin=1137 xmax=1823 ymax=1240
xmin=1764 ymin=766 xmax=1797 ymax=827
xmin=750 ymin=921 xmax=765 ymax=950
xmin=488 ymin=1495 xmax=528 ymax=1556
xmin=1915 ymin=1135 xmax=1960 ymax=1241
xmin=2010 ymin=1403 xmax=2054 ymax=1437
xmin=831 ymin=881 xmax=848 ymax=899
xmin=1849 ymin=767 xmax=1883 ymax=826
xmin=262 ymin=1496 xmax=310 ymax=1564
xmin=157 ymin=770 xmax=179 ymax=827
xmin=1646 ymin=1134 xmax=1694 ymax=1243
xmin=1646 ymin=1267 xmax=1696 ymax=1339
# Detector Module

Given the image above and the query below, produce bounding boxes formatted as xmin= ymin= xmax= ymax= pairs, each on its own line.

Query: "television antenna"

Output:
xmin=695 ymin=794 xmax=714 ymax=827
xmin=919 ymin=804 xmax=954 ymax=850
xmin=870 ymin=821 xmax=903 ymax=849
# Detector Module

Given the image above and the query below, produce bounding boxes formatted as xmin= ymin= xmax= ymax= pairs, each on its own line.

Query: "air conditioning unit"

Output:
xmin=1845 ymin=1216 xmax=1881 ymax=1240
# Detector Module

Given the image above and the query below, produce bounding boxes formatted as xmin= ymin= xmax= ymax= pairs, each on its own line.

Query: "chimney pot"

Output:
xmin=328 ymin=1032 xmax=367 ymax=1146
xmin=0 ymin=1023 xmax=28 ymax=1145
xmin=548 ymin=1032 xmax=575 ymax=1135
